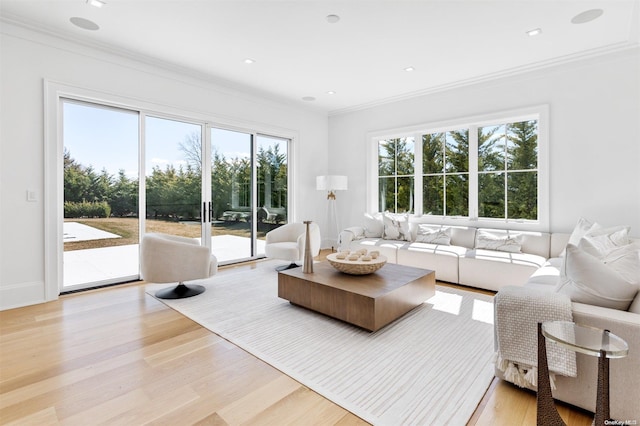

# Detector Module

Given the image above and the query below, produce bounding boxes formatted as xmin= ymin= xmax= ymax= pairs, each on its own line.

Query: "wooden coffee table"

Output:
xmin=278 ymin=262 xmax=436 ymax=332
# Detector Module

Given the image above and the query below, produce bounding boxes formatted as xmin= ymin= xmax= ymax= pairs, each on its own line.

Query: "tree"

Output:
xmin=378 ymin=138 xmax=414 ymax=212
xmin=178 ymin=131 xmax=202 ymax=172
xmin=507 ymin=120 xmax=538 ymax=220
xmin=110 ymin=170 xmax=138 ymax=216
xmin=257 ymin=144 xmax=287 ymax=209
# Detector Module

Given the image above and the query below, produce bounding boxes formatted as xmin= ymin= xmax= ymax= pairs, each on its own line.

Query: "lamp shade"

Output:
xmin=316 ymin=175 xmax=348 ymax=191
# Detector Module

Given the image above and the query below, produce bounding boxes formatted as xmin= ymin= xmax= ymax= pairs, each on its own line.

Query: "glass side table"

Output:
xmin=537 ymin=321 xmax=629 ymax=426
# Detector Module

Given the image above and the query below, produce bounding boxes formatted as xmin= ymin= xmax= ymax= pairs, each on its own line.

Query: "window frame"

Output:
xmin=366 ymin=105 xmax=549 ymax=231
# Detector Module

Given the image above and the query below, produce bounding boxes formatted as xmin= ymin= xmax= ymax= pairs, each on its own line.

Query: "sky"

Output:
xmin=63 ymin=101 xmax=257 ymax=179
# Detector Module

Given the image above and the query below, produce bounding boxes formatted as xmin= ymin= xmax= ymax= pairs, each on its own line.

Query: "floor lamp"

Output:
xmin=316 ymin=175 xmax=348 ymax=251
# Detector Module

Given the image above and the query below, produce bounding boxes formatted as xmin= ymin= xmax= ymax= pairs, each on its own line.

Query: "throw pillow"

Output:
xmin=382 ymin=212 xmax=411 ymax=241
xmin=560 ymin=217 xmax=598 ymax=257
xmin=363 ymin=213 xmax=384 ymax=238
xmin=556 ymin=244 xmax=639 ymax=311
xmin=475 ymin=230 xmax=523 ymax=253
xmin=415 ymin=225 xmax=451 ymax=245
xmin=577 ymin=225 xmax=630 ymax=258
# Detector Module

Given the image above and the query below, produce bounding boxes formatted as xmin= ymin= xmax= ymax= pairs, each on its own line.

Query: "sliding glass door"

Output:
xmin=145 ymin=116 xmax=204 ymax=241
xmin=62 ymin=100 xmax=139 ymax=290
xmin=256 ymin=134 xmax=289 ymax=256
xmin=61 ymin=97 xmax=291 ymax=290
xmin=210 ymin=128 xmax=254 ymax=261
xmin=208 ymin=130 xmax=290 ymax=261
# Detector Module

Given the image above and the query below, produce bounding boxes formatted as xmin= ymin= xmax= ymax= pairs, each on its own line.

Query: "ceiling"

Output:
xmin=1 ymin=0 xmax=638 ymax=114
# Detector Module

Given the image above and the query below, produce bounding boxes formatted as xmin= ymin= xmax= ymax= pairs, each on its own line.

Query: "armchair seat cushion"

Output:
xmin=264 ymin=242 xmax=300 ymax=262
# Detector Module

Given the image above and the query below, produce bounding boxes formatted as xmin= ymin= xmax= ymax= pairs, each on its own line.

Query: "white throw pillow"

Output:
xmin=363 ymin=213 xmax=383 ymax=238
xmin=560 ymin=217 xmax=598 ymax=257
xmin=382 ymin=212 xmax=411 ymax=241
xmin=578 ymin=225 xmax=630 ymax=258
xmin=556 ymin=244 xmax=639 ymax=311
xmin=475 ymin=230 xmax=523 ymax=253
xmin=415 ymin=225 xmax=451 ymax=245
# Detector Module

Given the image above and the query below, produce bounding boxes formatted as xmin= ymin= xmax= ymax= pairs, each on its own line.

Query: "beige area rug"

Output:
xmin=146 ymin=261 xmax=496 ymax=425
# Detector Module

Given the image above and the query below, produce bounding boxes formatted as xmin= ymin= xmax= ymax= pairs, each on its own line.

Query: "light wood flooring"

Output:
xmin=1 ymin=255 xmax=594 ymax=425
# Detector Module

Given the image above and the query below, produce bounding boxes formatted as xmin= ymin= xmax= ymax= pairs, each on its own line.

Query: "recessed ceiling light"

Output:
xmin=526 ymin=28 xmax=542 ymax=37
xmin=244 ymin=58 xmax=255 ymax=64
xmin=302 ymin=96 xmax=316 ymax=101
xmin=327 ymin=91 xmax=336 ymax=95
xmin=404 ymin=66 xmax=415 ymax=72
xmin=86 ymin=0 xmax=105 ymax=8
xmin=70 ymin=17 xmax=100 ymax=31
xmin=326 ymin=14 xmax=340 ymax=24
xmin=571 ymin=9 xmax=604 ymax=24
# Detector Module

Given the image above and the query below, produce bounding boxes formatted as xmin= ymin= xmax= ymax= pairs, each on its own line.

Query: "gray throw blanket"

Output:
xmin=495 ymin=286 xmax=577 ymax=389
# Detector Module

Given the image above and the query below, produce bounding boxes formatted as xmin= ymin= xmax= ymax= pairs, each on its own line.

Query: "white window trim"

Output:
xmin=366 ymin=104 xmax=549 ymax=232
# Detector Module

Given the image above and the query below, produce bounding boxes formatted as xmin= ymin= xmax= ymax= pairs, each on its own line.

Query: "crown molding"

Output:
xmin=328 ymin=41 xmax=640 ymax=117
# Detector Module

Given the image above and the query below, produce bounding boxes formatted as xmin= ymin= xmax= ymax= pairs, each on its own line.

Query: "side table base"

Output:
xmin=537 ymin=322 xmax=566 ymax=426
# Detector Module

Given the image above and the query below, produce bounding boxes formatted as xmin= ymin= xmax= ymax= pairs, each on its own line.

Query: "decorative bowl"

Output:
xmin=326 ymin=252 xmax=387 ymax=275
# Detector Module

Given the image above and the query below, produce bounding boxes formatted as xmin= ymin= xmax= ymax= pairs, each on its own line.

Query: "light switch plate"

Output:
xmin=27 ymin=190 xmax=37 ymax=202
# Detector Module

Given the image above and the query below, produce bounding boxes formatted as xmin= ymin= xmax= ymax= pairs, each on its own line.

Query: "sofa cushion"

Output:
xmin=460 ymin=250 xmax=547 ymax=291
xmin=525 ymin=257 xmax=563 ymax=292
xmin=347 ymin=238 xmax=405 ymax=263
xmin=628 ymin=293 xmax=640 ymax=314
xmin=398 ymin=242 xmax=467 ymax=283
xmin=556 ymin=244 xmax=639 ymax=311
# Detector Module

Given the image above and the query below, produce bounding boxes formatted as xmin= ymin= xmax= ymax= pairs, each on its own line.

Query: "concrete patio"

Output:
xmin=63 ymin=223 xmax=266 ymax=289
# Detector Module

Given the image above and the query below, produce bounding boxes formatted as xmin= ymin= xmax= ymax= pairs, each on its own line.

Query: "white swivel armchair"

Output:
xmin=141 ymin=233 xmax=218 ymax=299
xmin=264 ymin=222 xmax=321 ymax=271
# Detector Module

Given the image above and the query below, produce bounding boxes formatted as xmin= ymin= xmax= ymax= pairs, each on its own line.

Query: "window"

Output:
xmin=422 ymin=129 xmax=469 ymax=217
xmin=478 ymin=120 xmax=538 ymax=220
xmin=369 ymin=106 xmax=548 ymax=230
xmin=378 ymin=137 xmax=414 ymax=213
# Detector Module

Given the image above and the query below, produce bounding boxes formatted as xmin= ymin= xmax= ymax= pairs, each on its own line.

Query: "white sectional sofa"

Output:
xmin=339 ymin=221 xmax=551 ymax=291
xmin=339 ymin=215 xmax=640 ymax=419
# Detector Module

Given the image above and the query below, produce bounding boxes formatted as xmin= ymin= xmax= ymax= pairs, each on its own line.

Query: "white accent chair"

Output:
xmin=141 ymin=233 xmax=218 ymax=299
xmin=264 ymin=222 xmax=321 ymax=271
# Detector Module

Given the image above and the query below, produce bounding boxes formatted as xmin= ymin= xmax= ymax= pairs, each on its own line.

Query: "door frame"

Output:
xmin=44 ymin=81 xmax=297 ymax=299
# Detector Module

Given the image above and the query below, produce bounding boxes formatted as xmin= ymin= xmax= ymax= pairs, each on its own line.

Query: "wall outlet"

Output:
xmin=27 ymin=190 xmax=37 ymax=202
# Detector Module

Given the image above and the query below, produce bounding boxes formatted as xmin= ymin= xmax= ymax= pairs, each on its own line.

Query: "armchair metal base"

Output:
xmin=275 ymin=262 xmax=300 ymax=272
xmin=155 ymin=283 xmax=206 ymax=299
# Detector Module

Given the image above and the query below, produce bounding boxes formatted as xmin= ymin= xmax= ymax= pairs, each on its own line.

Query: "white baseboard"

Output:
xmin=0 ymin=280 xmax=48 ymax=311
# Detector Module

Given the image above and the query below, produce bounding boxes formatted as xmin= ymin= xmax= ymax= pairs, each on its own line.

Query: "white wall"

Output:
xmin=329 ymin=48 xmax=640 ymax=237
xmin=0 ymin=23 xmax=329 ymax=310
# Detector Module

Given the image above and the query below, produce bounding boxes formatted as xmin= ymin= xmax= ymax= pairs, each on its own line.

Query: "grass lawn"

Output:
xmin=64 ymin=218 xmax=267 ymax=251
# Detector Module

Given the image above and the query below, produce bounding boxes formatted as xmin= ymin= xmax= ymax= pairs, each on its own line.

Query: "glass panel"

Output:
xmin=145 ymin=117 xmax=202 ymax=245
xmin=256 ymin=134 xmax=288 ymax=256
xmin=62 ymin=100 xmax=139 ymax=289
xmin=422 ymin=132 xmax=444 ymax=174
xmin=507 ymin=171 xmax=537 ymax=220
xmin=478 ymin=124 xmax=505 ymax=172
xmin=211 ymin=127 xmax=253 ymax=262
xmin=445 ymin=174 xmax=469 ymax=216
xmin=396 ymin=137 xmax=415 ymax=176
xmin=423 ymin=175 xmax=444 ymax=215
xmin=397 ymin=176 xmax=414 ymax=213
xmin=378 ymin=140 xmax=395 ymax=176
xmin=378 ymin=177 xmax=395 ymax=212
xmin=445 ymin=130 xmax=469 ymax=172
xmin=478 ymin=172 xmax=505 ymax=218
xmin=507 ymin=120 xmax=538 ymax=170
